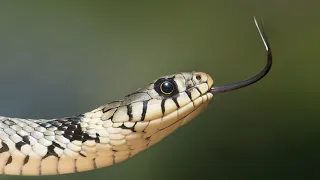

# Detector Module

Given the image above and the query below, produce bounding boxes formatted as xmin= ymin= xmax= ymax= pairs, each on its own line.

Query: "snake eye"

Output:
xmin=154 ymin=78 xmax=178 ymax=96
xmin=160 ymin=81 xmax=175 ymax=95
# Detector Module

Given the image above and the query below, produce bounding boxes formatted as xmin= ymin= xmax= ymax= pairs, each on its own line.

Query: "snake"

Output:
xmin=0 ymin=18 xmax=272 ymax=176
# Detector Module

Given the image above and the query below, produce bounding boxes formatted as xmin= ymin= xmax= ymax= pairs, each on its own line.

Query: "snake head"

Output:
xmin=99 ymin=71 xmax=214 ymax=134
xmin=124 ymin=72 xmax=214 ymax=123
xmin=83 ymin=72 xmax=215 ymax=165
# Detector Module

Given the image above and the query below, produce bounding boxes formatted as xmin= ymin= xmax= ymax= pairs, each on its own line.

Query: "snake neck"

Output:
xmin=77 ymin=90 xmax=213 ymax=168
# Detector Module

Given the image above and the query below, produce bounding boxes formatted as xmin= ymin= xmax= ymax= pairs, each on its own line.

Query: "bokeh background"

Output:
xmin=0 ymin=0 xmax=318 ymax=179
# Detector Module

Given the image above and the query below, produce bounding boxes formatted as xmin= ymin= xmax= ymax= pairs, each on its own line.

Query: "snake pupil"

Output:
xmin=160 ymin=81 xmax=174 ymax=94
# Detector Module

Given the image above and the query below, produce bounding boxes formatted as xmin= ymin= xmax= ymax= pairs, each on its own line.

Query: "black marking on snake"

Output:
xmin=74 ymin=124 xmax=82 ymax=133
xmin=73 ymin=134 xmax=84 ymax=141
xmin=15 ymin=141 xmax=26 ymax=150
xmin=0 ymin=142 xmax=9 ymax=153
xmin=82 ymin=133 xmax=100 ymax=143
xmin=67 ymin=124 xmax=77 ymax=131
xmin=82 ymin=134 xmax=94 ymax=142
xmin=172 ymin=96 xmax=180 ymax=108
xmin=22 ymin=136 xmax=30 ymax=145
xmin=65 ymin=129 xmax=74 ymax=136
xmin=64 ymin=134 xmax=73 ymax=140
xmin=6 ymin=155 xmax=12 ymax=165
xmin=79 ymin=152 xmax=86 ymax=157
xmin=23 ymin=155 xmax=29 ymax=165
xmin=93 ymin=158 xmax=97 ymax=169
xmin=195 ymin=87 xmax=202 ymax=94
xmin=141 ymin=100 xmax=148 ymax=121
xmin=95 ymin=133 xmax=100 ymax=143
xmin=72 ymin=125 xmax=84 ymax=141
xmin=58 ymin=126 xmax=68 ymax=131
xmin=50 ymin=145 xmax=60 ymax=157
xmin=52 ymin=141 xmax=65 ymax=150
xmin=161 ymin=98 xmax=167 ymax=114
xmin=61 ymin=117 xmax=101 ymax=143
xmin=102 ymin=107 xmax=109 ymax=113
xmin=127 ymin=104 xmax=133 ymax=121
xmin=74 ymin=159 xmax=77 ymax=173
xmin=185 ymin=90 xmax=192 ymax=100
xmin=119 ymin=123 xmax=136 ymax=132
xmin=43 ymin=145 xmax=60 ymax=159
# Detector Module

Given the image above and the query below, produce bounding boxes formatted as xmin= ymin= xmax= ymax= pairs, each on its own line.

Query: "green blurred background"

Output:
xmin=0 ymin=0 xmax=318 ymax=179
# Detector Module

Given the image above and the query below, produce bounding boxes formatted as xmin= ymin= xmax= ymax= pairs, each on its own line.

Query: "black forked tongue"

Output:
xmin=211 ymin=17 xmax=272 ymax=94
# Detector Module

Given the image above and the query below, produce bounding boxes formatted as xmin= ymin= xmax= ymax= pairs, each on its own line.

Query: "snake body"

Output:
xmin=0 ymin=72 xmax=214 ymax=175
xmin=0 ymin=18 xmax=272 ymax=176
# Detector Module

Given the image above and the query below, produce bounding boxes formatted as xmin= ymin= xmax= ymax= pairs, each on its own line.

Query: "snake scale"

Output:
xmin=0 ymin=18 xmax=272 ymax=175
